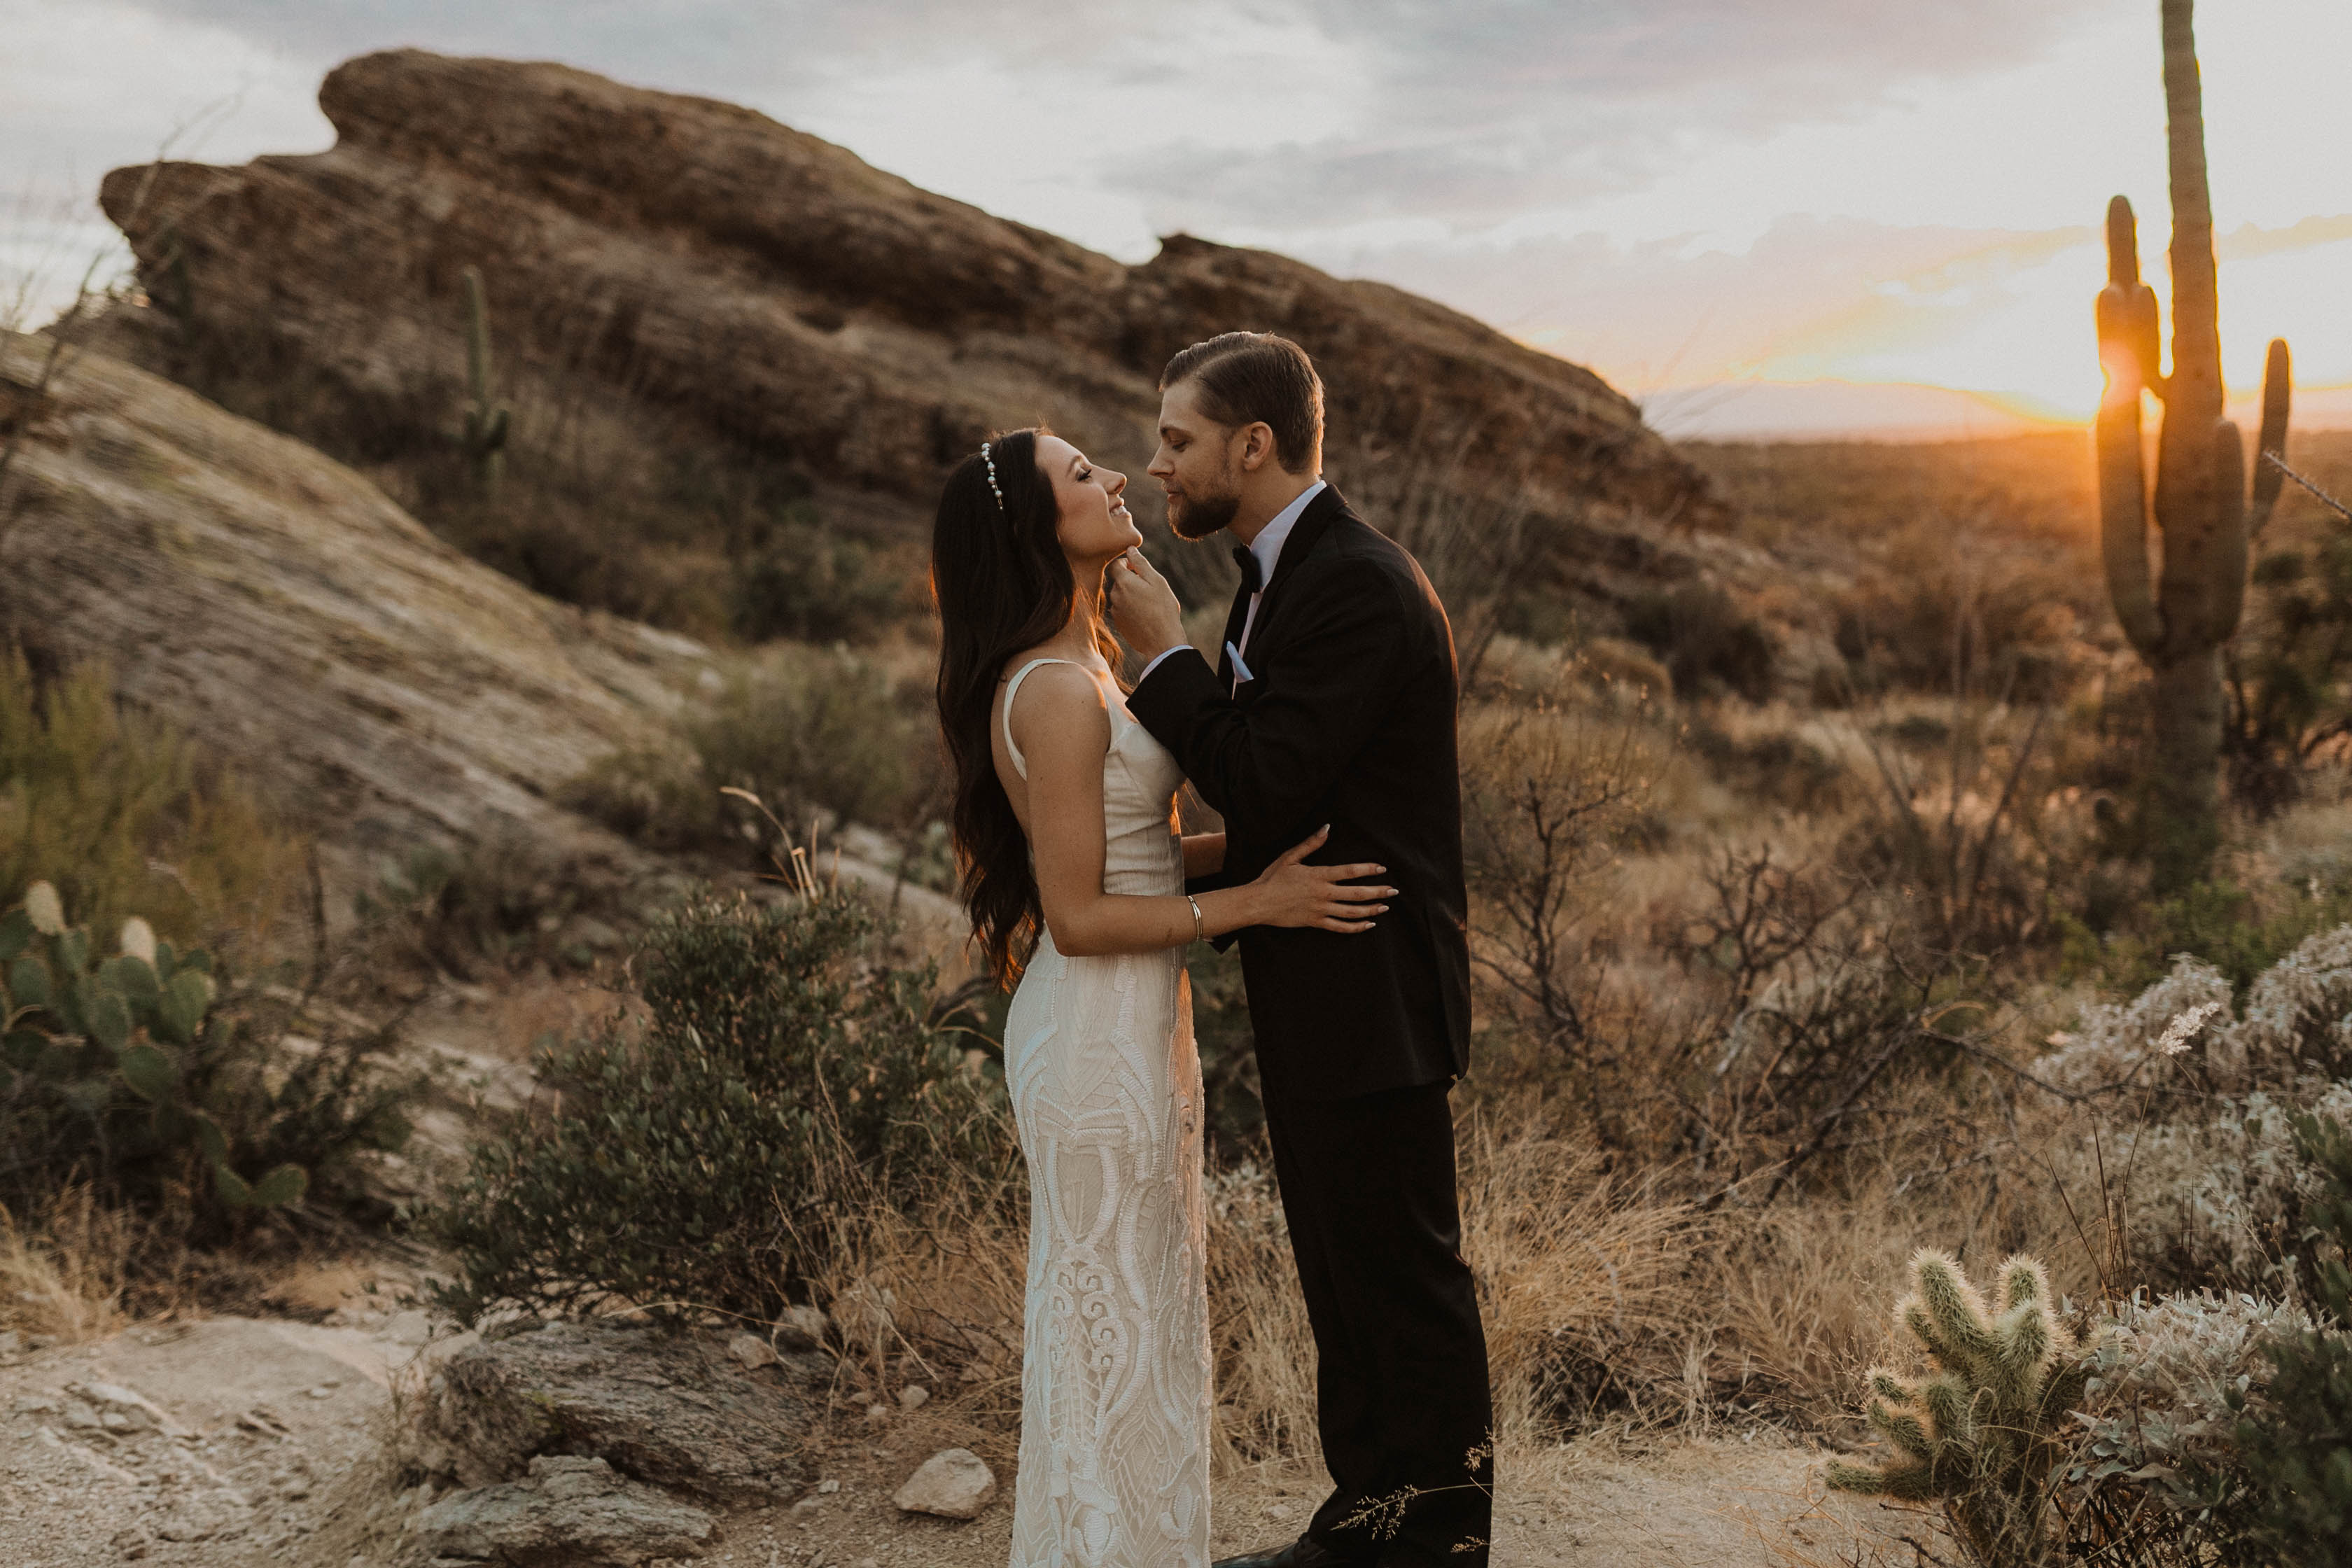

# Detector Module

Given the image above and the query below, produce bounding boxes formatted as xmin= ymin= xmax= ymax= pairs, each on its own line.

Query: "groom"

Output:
xmin=1108 ymin=332 xmax=1492 ymax=1568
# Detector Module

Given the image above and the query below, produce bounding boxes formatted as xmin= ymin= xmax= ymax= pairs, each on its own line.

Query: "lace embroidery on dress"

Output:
xmin=999 ymin=658 xmax=1210 ymax=1568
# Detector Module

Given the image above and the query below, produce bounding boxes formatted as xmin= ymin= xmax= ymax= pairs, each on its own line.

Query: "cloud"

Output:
xmin=118 ymin=0 xmax=2116 ymax=234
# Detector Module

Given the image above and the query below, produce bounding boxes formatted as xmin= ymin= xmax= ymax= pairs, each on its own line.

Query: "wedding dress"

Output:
xmin=999 ymin=657 xmax=1212 ymax=1568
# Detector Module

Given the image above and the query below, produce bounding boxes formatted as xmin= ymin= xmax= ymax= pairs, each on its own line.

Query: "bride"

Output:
xmin=932 ymin=428 xmax=1390 ymax=1567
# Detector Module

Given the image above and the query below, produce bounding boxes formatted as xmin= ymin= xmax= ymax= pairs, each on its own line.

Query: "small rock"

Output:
xmin=379 ymin=1309 xmax=434 ymax=1347
xmin=776 ymin=1304 xmax=829 ymax=1352
xmin=816 ymin=1479 xmax=839 ymax=1494
xmin=896 ymin=1385 xmax=929 ymax=1411
xmin=12 ymin=1395 xmax=59 ymax=1416
xmin=418 ymin=1455 xmax=717 ymax=1566
xmin=726 ymin=1333 xmax=779 ymax=1371
xmin=830 ymin=1278 xmax=895 ymax=1352
xmin=307 ymin=1385 xmax=337 ymax=1399
xmin=72 ymin=1382 xmax=169 ymax=1432
xmin=864 ymin=1402 xmax=888 ymax=1421
xmin=0 ymin=1329 xmax=21 ymax=1354
xmin=111 ymin=1525 xmax=150 ymax=1560
xmin=892 ymin=1448 xmax=997 ymax=1520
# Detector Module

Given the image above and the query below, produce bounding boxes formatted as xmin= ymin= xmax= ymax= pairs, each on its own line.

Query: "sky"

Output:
xmin=4 ymin=0 xmax=2348 ymax=438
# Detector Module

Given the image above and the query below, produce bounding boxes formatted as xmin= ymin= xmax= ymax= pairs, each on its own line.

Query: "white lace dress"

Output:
xmin=999 ymin=658 xmax=1212 ymax=1568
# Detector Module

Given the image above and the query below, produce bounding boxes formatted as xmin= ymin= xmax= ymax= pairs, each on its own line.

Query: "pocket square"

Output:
xmin=1224 ymin=640 xmax=1255 ymax=685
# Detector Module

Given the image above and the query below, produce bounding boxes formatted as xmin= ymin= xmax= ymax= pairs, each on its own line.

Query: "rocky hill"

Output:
xmin=0 ymin=329 xmax=968 ymax=953
xmin=84 ymin=50 xmax=1806 ymax=669
xmin=0 ymin=328 xmax=688 ymax=860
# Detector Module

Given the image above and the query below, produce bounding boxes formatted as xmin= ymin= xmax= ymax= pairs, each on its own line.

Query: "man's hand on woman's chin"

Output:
xmin=1108 ymin=547 xmax=1187 ymax=663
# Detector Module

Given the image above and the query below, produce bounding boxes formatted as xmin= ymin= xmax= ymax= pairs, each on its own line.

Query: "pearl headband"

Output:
xmin=979 ymin=441 xmax=1007 ymax=511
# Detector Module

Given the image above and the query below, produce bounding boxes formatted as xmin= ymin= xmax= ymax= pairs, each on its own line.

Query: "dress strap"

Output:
xmin=1000 ymin=657 xmax=1083 ymax=780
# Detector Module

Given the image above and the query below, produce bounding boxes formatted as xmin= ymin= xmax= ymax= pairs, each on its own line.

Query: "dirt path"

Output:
xmin=0 ymin=1309 xmax=1863 ymax=1568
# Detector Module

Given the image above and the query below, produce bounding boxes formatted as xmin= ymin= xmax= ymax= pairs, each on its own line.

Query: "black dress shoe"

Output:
xmin=1212 ymin=1536 xmax=1364 ymax=1568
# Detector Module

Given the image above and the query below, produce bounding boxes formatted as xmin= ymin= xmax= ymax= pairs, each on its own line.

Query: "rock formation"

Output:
xmin=0 ymin=328 xmax=692 ymax=859
xmin=414 ymin=1320 xmax=824 ymax=1506
xmin=90 ymin=50 xmax=1760 ymax=653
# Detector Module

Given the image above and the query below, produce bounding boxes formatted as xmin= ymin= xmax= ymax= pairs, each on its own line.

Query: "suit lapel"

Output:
xmin=1240 ymin=484 xmax=1350 ymax=659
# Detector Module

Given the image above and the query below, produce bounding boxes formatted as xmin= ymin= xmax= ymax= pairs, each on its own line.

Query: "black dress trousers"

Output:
xmin=1261 ymin=1079 xmax=1493 ymax=1567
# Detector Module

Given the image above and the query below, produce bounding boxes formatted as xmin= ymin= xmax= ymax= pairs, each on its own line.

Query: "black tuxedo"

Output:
xmin=1130 ymin=483 xmax=1492 ymax=1566
xmin=1127 ymin=484 xmax=1472 ymax=1103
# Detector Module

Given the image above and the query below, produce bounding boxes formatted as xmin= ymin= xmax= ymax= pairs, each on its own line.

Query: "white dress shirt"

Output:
xmin=1139 ymin=478 xmax=1325 ymax=686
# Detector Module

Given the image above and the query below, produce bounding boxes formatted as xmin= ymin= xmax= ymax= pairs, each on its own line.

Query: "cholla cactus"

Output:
xmin=1828 ymin=1251 xmax=2091 ymax=1566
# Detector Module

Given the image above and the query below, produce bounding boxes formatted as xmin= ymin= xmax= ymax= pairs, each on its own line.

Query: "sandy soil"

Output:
xmin=0 ymin=1299 xmax=1870 ymax=1568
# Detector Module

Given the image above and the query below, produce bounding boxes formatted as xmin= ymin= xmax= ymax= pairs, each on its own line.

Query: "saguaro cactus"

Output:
xmin=1828 ymin=1251 xmax=2092 ymax=1567
xmin=2095 ymin=0 xmax=2291 ymax=886
xmin=458 ymin=265 xmax=512 ymax=498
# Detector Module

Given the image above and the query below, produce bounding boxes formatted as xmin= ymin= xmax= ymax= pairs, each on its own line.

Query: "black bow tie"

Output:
xmin=1232 ymin=545 xmax=1263 ymax=595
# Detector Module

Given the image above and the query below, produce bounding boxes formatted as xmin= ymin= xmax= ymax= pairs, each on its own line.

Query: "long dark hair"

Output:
xmin=932 ymin=428 xmax=1119 ymax=987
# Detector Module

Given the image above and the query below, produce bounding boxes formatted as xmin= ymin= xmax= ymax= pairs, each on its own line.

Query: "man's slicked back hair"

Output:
xmin=1159 ymin=331 xmax=1324 ymax=476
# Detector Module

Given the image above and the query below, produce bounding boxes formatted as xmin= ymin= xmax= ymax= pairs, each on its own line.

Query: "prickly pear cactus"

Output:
xmin=0 ymin=881 xmax=307 ymax=1211
xmin=2094 ymin=0 xmax=2292 ymax=886
xmin=458 ymin=265 xmax=512 ymax=498
xmin=1827 ymin=1250 xmax=2093 ymax=1566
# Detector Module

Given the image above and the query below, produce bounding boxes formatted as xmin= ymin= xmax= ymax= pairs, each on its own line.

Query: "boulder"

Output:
xmin=890 ymin=1448 xmax=996 ymax=1520
xmin=419 ymin=1320 xmax=822 ymax=1505
xmin=416 ymin=1454 xmax=716 ymax=1566
xmin=87 ymin=50 xmax=1781 ymax=663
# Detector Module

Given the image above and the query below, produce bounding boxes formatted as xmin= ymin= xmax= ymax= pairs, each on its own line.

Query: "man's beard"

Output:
xmin=1168 ymin=479 xmax=1240 ymax=541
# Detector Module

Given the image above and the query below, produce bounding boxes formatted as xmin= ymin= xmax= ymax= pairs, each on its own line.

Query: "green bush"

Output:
xmin=566 ymin=645 xmax=939 ymax=852
xmin=1623 ymin=582 xmax=1777 ymax=704
xmin=0 ymin=650 xmax=301 ymax=954
xmin=2059 ymin=878 xmax=2352 ymax=1000
xmin=731 ymin=514 xmax=903 ymax=644
xmin=0 ymin=882 xmax=420 ymax=1230
xmin=430 ymin=887 xmax=1009 ymax=1324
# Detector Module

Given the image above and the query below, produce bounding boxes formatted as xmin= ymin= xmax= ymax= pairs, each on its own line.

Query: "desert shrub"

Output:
xmin=354 ymin=835 xmax=610 ymax=976
xmin=1459 ymin=690 xmax=1663 ymax=1072
xmin=2066 ymin=1289 xmax=2307 ymax=1558
xmin=1622 ymin=582 xmax=1776 ymax=704
xmin=0 ymin=881 xmax=421 ymax=1236
xmin=2043 ymin=926 xmax=2352 ymax=1100
xmin=556 ymin=746 xmax=718 ymax=853
xmin=2035 ymin=954 xmax=2235 ymax=1098
xmin=0 ymin=650 xmax=300 ymax=954
xmin=1841 ymin=695 xmax=2065 ymax=956
xmin=2226 ymin=522 xmax=2352 ymax=816
xmin=431 ymin=887 xmax=1009 ymax=1324
xmin=1204 ymin=1108 xmax=1706 ymax=1471
xmin=2225 ymin=1110 xmax=2352 ymax=1568
xmin=569 ymin=646 xmax=937 ymax=853
xmin=1686 ymin=722 xmax=1857 ymax=814
xmin=730 ymin=512 xmax=902 ymax=644
xmin=2063 ymin=877 xmax=2352 ymax=1002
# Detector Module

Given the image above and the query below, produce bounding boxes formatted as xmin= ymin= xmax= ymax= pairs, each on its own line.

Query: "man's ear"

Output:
xmin=1236 ymin=421 xmax=1276 ymax=473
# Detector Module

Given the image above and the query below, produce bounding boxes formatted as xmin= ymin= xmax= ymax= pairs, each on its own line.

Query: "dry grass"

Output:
xmin=0 ymin=1186 xmax=134 ymax=1342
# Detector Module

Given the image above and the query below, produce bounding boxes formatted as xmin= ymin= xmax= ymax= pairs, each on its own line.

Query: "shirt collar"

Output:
xmin=1247 ymin=478 xmax=1326 ymax=589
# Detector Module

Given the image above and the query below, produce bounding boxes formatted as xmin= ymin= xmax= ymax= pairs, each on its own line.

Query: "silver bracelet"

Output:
xmin=1186 ymin=895 xmax=1204 ymax=944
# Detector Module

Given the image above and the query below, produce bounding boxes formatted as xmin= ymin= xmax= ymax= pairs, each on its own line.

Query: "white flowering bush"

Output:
xmin=2106 ymin=1083 xmax=2352 ymax=1287
xmin=2036 ymin=953 xmax=2234 ymax=1094
xmin=2236 ymin=924 xmax=2352 ymax=1081
xmin=2071 ymin=1289 xmax=2312 ymax=1519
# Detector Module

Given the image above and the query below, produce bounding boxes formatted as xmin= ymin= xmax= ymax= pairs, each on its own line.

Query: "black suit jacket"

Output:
xmin=1128 ymin=484 xmax=1471 ymax=1102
